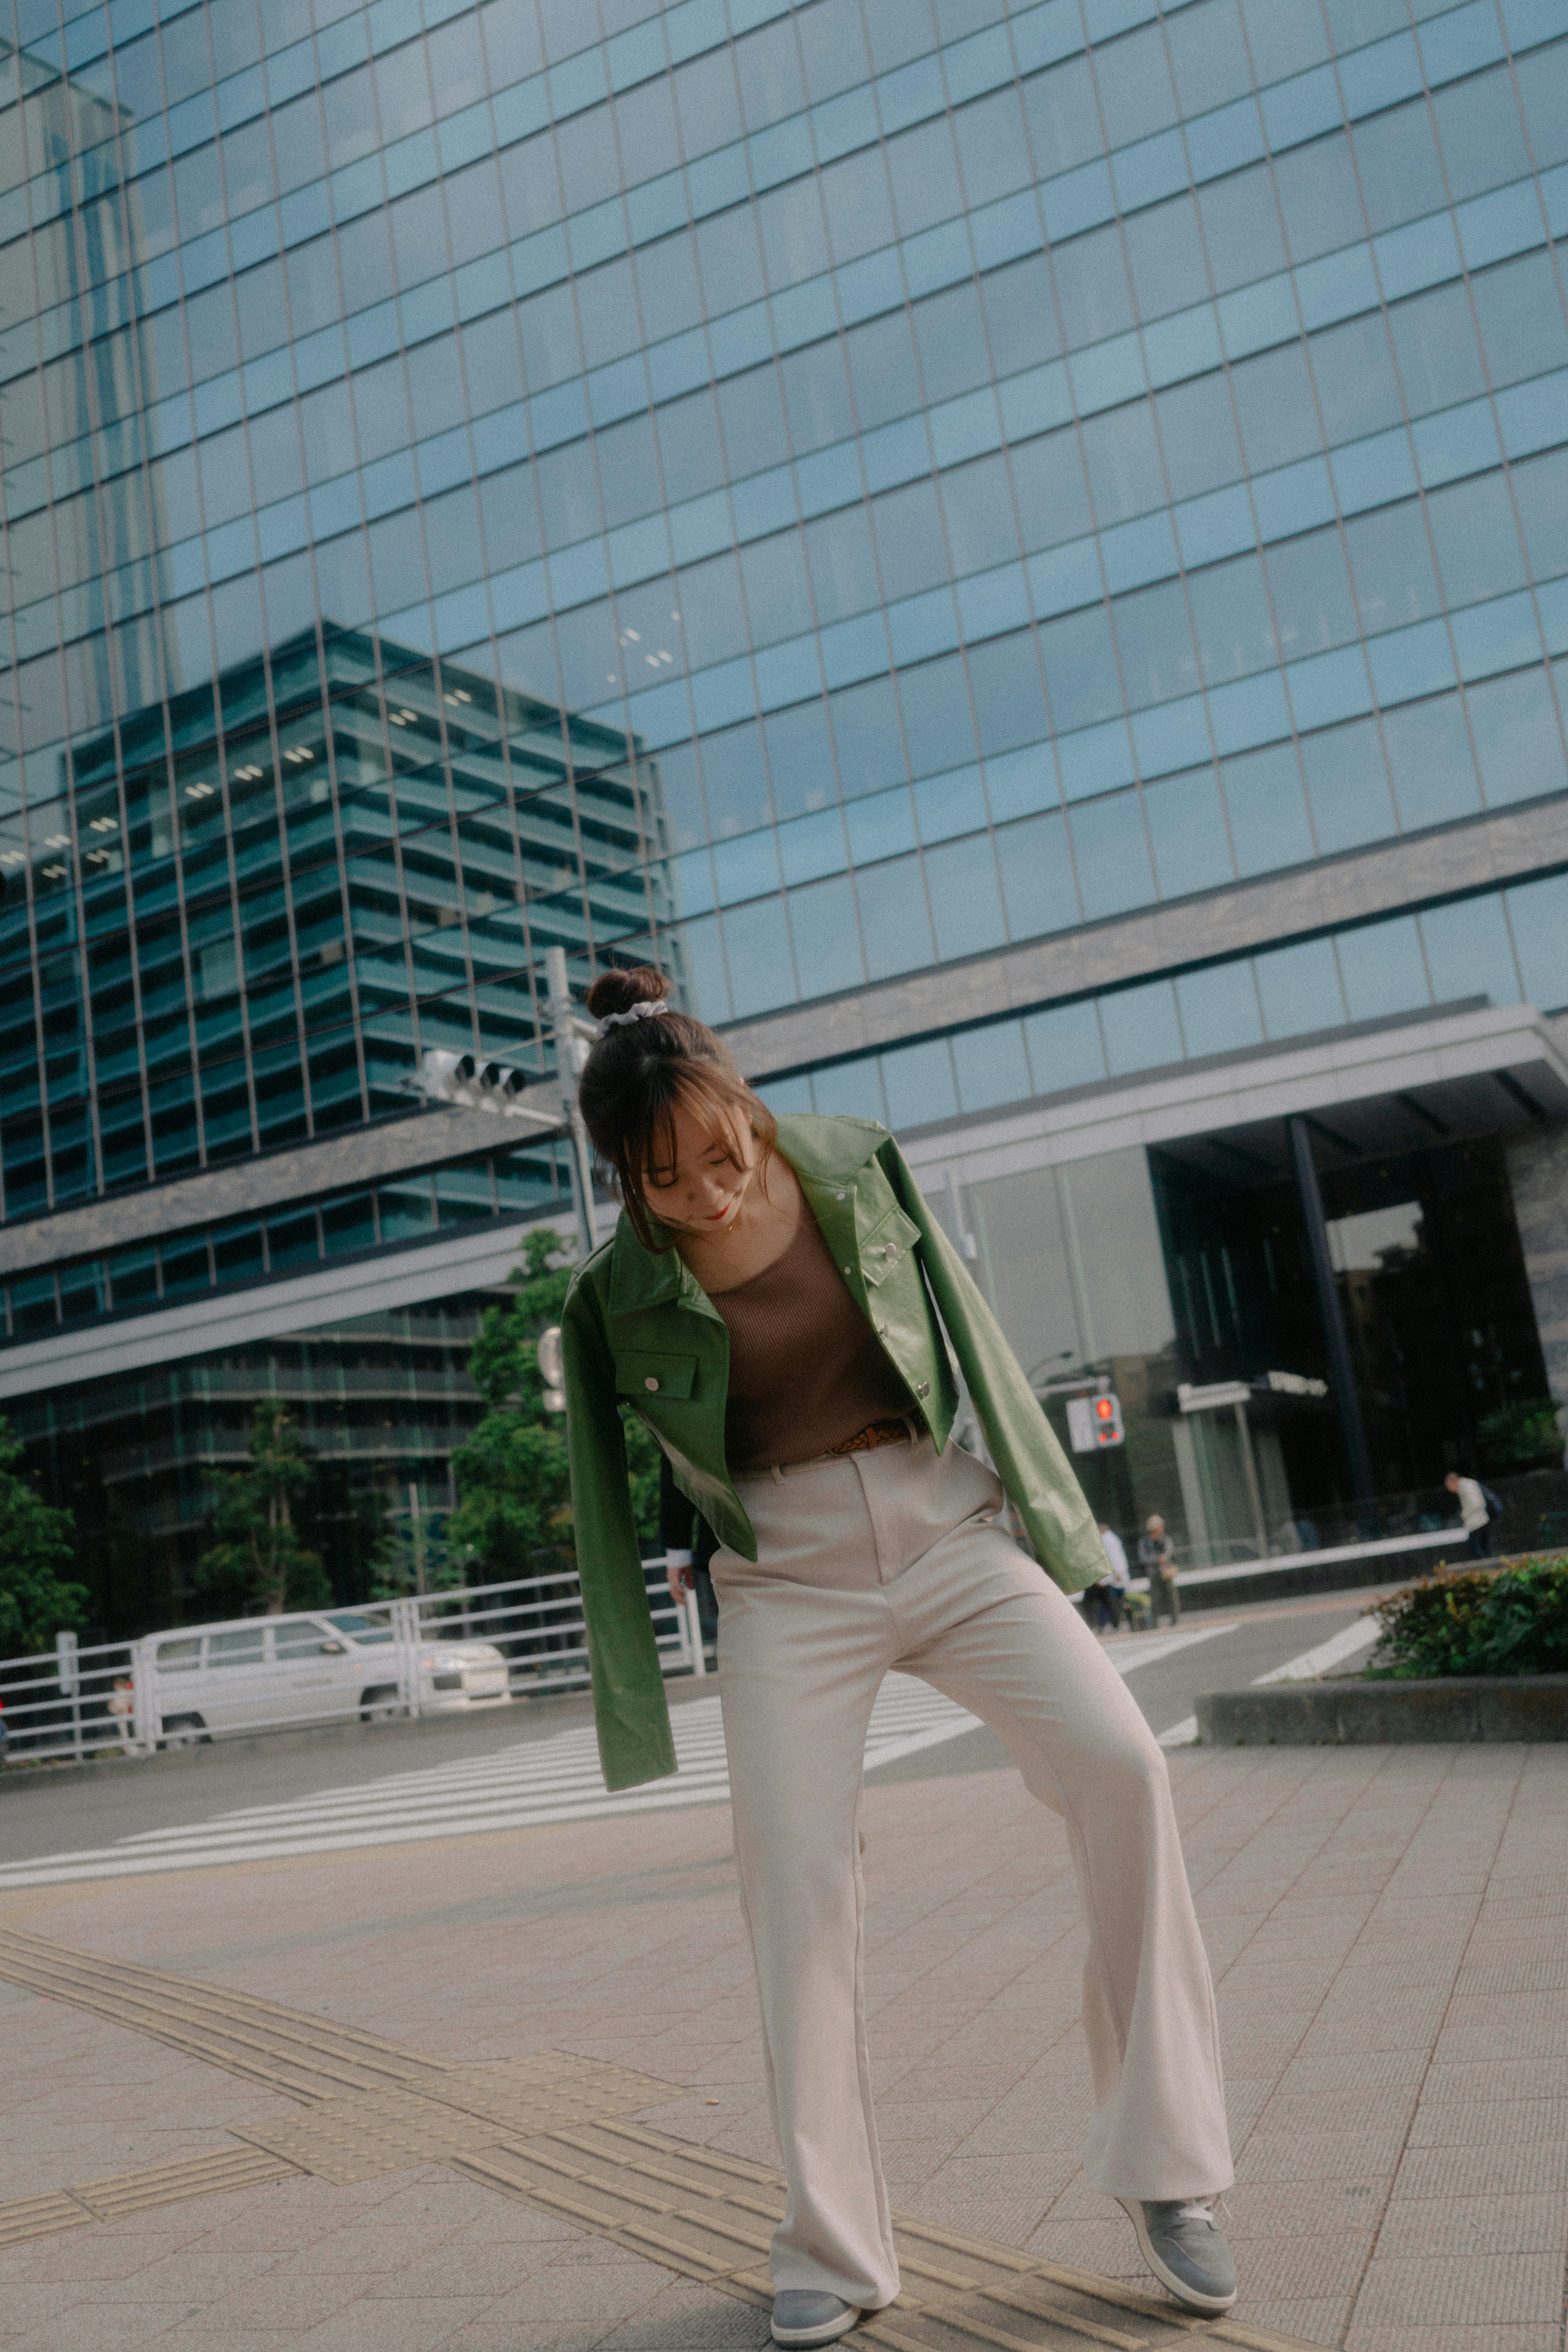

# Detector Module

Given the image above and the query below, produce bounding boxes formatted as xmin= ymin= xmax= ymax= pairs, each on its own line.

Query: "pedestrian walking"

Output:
xmin=1094 ymin=1521 xmax=1130 ymax=1632
xmin=107 ymin=1674 xmax=137 ymax=1752
xmin=1140 ymin=1514 xmax=1181 ymax=1624
xmin=1445 ymin=1469 xmax=1499 ymax=1559
xmin=562 ymin=968 xmax=1235 ymax=2347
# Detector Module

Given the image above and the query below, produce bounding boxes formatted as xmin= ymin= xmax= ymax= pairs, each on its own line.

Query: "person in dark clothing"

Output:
xmin=1139 ymin=1515 xmax=1180 ymax=1625
xmin=660 ymin=1453 xmax=719 ymax=1645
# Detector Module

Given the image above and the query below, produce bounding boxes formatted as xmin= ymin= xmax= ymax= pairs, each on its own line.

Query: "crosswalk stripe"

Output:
xmin=1156 ymin=1612 xmax=1376 ymax=1746
xmin=0 ymin=1629 xmax=1230 ymax=1889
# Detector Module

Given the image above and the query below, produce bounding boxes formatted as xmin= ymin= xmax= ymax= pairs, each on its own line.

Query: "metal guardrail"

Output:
xmin=0 ymin=1558 xmax=706 ymax=1767
xmin=1165 ymin=1526 xmax=1454 ymax=1590
xmin=1168 ymin=1484 xmax=1461 ymax=1572
xmin=0 ymin=1629 xmax=140 ymax=1767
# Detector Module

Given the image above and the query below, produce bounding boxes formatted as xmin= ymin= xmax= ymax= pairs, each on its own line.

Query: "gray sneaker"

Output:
xmin=1118 ymin=2198 xmax=1237 ymax=2314
xmin=771 ymin=2290 xmax=859 ymax=2346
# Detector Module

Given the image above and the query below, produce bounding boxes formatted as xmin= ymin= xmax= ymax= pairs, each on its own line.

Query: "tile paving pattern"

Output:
xmin=0 ymin=1741 xmax=1562 ymax=2348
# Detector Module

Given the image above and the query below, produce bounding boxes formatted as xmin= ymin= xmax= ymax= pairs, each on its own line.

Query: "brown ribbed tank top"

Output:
xmin=709 ymin=1207 xmax=915 ymax=1471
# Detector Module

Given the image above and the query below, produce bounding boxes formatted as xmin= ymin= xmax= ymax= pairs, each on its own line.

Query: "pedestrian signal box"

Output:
xmin=1066 ymin=1392 xmax=1125 ymax=1451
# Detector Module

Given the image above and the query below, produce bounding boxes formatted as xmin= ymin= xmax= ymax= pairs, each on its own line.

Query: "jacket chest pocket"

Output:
xmin=858 ymin=1205 xmax=921 ymax=1291
xmin=615 ymin=1350 xmax=699 ymax=1402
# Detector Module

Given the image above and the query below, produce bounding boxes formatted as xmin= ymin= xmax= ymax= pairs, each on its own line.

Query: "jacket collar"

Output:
xmin=773 ymin=1111 xmax=887 ymax=1182
xmin=604 ymin=1113 xmax=886 ymax=1319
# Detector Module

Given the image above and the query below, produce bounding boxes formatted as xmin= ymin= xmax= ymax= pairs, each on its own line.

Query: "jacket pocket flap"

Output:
xmin=859 ymin=1203 xmax=921 ymax=1286
xmin=615 ymin=1350 xmax=698 ymax=1400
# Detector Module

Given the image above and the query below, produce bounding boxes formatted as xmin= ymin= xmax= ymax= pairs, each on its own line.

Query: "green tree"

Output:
xmin=1477 ymin=1396 xmax=1565 ymax=1473
xmin=448 ymin=1227 xmax=660 ymax=1578
xmin=0 ymin=1416 xmax=86 ymax=1656
xmin=369 ymin=1512 xmax=473 ymax=1599
xmin=194 ymin=1402 xmax=330 ymax=1616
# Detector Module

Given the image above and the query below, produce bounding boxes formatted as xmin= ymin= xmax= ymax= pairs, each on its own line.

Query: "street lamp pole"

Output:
xmin=546 ymin=945 xmax=599 ymax=1265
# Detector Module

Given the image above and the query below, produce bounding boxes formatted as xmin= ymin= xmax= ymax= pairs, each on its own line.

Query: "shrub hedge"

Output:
xmin=1367 ymin=1554 xmax=1568 ymax=1679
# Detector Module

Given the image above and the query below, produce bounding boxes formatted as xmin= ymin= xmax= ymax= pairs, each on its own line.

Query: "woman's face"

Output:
xmin=641 ymin=1099 xmax=756 ymax=1235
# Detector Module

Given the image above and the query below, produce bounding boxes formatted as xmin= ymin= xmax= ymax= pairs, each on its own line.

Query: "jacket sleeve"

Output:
xmin=561 ymin=1274 xmax=678 ymax=1791
xmin=659 ymin=1451 xmax=696 ymax=1560
xmin=879 ymin=1138 xmax=1109 ymax=1596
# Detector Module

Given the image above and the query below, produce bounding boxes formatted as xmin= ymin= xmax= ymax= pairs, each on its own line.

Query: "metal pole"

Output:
xmin=546 ymin=944 xmax=598 ymax=1263
xmin=56 ymin=1630 xmax=81 ymax=1761
xmin=390 ymin=1595 xmax=423 ymax=1718
xmin=1287 ymin=1114 xmax=1375 ymax=1505
xmin=132 ymin=1637 xmax=156 ymax=1755
xmin=409 ymin=1480 xmax=425 ymax=1598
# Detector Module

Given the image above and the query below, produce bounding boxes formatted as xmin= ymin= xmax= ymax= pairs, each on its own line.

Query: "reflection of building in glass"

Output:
xmin=1 ymin=623 xmax=666 ymax=1220
xmin=1 ymin=620 xmax=666 ymax=1619
xmin=3 ymin=0 xmax=1568 ymax=1626
xmin=22 ymin=1300 xmax=490 ymax=1638
xmin=1 ymin=29 xmax=167 ymax=766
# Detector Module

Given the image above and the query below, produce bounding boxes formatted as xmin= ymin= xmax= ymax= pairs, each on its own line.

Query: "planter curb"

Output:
xmin=1196 ymin=1673 xmax=1568 ymax=1745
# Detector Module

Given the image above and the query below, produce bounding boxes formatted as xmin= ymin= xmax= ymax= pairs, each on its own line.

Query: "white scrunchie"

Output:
xmin=595 ymin=998 xmax=669 ymax=1037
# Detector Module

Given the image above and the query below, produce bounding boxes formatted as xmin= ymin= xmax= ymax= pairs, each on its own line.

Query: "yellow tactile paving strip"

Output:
xmin=233 ymin=2055 xmax=688 ymax=2184
xmin=0 ymin=1928 xmax=1316 ymax=2352
xmin=0 ymin=2149 xmax=296 ymax=2249
xmin=460 ymin=2117 xmax=1309 ymax=2352
xmin=0 ymin=1922 xmax=452 ymax=2100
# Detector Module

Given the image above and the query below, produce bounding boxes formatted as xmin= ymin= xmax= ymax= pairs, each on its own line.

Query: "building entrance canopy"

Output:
xmin=904 ymin=1000 xmax=1568 ymax=1196
xmin=908 ymin=999 xmax=1566 ymax=1571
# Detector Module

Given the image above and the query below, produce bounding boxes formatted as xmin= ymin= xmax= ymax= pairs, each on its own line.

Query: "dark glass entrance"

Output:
xmin=1152 ymin=1123 xmax=1548 ymax=1530
xmin=1317 ymin=1133 xmax=1547 ymax=1493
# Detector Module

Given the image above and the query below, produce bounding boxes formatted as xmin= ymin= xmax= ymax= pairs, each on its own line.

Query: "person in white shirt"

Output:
xmin=107 ymin=1675 xmax=139 ymax=1753
xmin=1091 ymin=1522 xmax=1131 ymax=1632
xmin=1445 ymin=1470 xmax=1493 ymax=1560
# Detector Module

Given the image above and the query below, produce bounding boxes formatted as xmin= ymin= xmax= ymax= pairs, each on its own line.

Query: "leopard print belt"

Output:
xmin=822 ymin=1415 xmax=917 ymax=1458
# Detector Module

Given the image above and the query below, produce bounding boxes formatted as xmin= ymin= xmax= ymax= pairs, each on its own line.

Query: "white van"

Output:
xmin=149 ymin=1608 xmax=509 ymax=1744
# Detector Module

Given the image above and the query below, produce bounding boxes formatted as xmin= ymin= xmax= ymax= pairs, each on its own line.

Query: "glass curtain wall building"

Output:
xmin=2 ymin=0 xmax=1567 ymax=1628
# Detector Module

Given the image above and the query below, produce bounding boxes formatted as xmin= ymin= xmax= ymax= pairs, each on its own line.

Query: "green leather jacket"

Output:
xmin=560 ymin=1112 xmax=1106 ymax=1790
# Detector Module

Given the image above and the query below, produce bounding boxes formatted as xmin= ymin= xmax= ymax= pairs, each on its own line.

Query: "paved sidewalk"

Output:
xmin=2 ymin=1735 xmax=1565 ymax=2351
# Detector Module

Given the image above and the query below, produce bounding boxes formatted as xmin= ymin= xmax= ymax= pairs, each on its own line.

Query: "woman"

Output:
xmin=561 ymin=968 xmax=1234 ymax=2349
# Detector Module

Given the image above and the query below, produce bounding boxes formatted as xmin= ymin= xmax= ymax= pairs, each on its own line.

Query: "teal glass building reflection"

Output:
xmin=3 ymin=0 xmax=1567 ymax=1622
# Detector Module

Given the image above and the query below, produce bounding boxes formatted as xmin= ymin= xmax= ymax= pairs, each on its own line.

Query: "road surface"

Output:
xmin=0 ymin=1588 xmax=1389 ymax=1886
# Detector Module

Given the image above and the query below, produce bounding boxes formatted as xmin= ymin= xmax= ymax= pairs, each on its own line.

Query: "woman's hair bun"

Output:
xmin=585 ymin=963 xmax=669 ymax=1022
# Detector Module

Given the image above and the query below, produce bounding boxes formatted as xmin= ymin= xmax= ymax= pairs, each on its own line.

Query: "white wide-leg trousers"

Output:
xmin=710 ymin=1435 xmax=1232 ymax=2313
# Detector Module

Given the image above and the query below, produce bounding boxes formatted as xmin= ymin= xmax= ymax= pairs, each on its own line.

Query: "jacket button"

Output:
xmin=842 ymin=1265 xmax=853 ymax=1277
xmin=883 ymin=1242 xmax=896 ymax=1260
xmin=916 ymin=1381 xmax=930 ymax=1397
xmin=836 ymin=1190 xmax=846 ymax=1200
xmin=644 ymin=1376 xmax=659 ymax=1391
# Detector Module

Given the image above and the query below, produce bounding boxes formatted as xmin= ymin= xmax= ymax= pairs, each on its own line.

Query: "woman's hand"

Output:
xmin=666 ymin=1551 xmax=695 ymax=1604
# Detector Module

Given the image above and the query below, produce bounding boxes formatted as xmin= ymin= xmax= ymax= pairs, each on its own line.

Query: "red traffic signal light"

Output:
xmin=1066 ymin=1391 xmax=1125 ymax=1452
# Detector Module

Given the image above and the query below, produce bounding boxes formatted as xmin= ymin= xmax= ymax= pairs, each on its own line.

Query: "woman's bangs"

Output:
xmin=630 ymin=1091 xmax=683 ymax=1190
xmin=670 ymin=1067 xmax=751 ymax=1162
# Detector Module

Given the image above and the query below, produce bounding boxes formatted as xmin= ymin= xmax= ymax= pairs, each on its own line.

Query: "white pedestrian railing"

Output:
xmin=0 ymin=1556 xmax=709 ymax=1767
xmin=0 ymin=1630 xmax=142 ymax=1766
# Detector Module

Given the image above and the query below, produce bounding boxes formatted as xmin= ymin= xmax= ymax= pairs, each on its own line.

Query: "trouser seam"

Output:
xmin=848 ymin=1770 xmax=896 ymax=2278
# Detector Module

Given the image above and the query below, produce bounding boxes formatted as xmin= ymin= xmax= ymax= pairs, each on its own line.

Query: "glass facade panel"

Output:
xmin=4 ymin=0 xmax=1568 ymax=1623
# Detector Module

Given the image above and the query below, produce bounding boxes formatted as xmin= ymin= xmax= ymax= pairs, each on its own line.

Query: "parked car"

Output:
xmin=149 ymin=1608 xmax=509 ymax=1745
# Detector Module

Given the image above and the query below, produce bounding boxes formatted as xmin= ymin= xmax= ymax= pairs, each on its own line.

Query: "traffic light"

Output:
xmin=1067 ymin=1391 xmax=1125 ymax=1451
xmin=412 ymin=1048 xmax=541 ymax=1116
